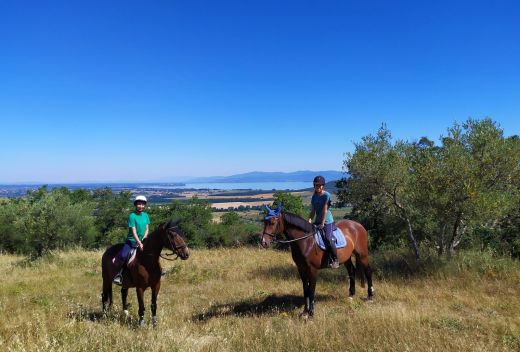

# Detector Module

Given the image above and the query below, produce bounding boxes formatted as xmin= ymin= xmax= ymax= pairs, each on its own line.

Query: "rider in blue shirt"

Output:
xmin=308 ymin=176 xmax=339 ymax=268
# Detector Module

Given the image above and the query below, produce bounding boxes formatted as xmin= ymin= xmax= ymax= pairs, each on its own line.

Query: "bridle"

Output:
xmin=262 ymin=212 xmax=315 ymax=244
xmin=160 ymin=226 xmax=188 ymax=261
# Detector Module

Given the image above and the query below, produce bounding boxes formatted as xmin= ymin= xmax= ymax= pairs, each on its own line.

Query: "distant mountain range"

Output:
xmin=181 ymin=170 xmax=345 ymax=183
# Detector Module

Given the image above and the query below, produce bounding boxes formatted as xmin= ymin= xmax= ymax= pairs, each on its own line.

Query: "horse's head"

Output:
xmin=161 ymin=220 xmax=190 ymax=260
xmin=261 ymin=204 xmax=283 ymax=248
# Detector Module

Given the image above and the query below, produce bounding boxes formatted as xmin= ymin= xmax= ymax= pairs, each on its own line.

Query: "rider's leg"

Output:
xmin=113 ymin=242 xmax=131 ymax=285
xmin=324 ymin=223 xmax=339 ymax=268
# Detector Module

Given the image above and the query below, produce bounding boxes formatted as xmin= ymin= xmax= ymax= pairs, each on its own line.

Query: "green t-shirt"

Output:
xmin=127 ymin=212 xmax=150 ymax=243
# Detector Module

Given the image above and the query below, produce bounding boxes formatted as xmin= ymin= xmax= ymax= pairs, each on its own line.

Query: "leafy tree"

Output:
xmin=339 ymin=118 xmax=520 ymax=259
xmin=150 ymin=198 xmax=213 ymax=248
xmin=14 ymin=187 xmax=97 ymax=257
xmin=92 ymin=188 xmax=131 ymax=246
xmin=339 ymin=125 xmax=421 ymax=259
xmin=271 ymin=191 xmax=307 ymax=218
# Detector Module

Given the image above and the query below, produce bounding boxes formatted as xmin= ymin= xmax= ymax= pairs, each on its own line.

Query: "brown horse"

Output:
xmin=101 ymin=220 xmax=189 ymax=326
xmin=261 ymin=205 xmax=374 ymax=318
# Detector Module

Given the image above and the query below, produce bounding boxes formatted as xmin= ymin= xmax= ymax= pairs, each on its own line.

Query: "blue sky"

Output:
xmin=1 ymin=0 xmax=519 ymax=183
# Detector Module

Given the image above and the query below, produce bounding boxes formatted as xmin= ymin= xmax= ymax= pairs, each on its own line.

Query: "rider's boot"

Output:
xmin=112 ymin=257 xmax=124 ymax=285
xmin=329 ymin=241 xmax=340 ymax=269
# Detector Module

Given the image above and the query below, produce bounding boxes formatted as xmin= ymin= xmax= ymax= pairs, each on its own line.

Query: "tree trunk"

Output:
xmin=447 ymin=211 xmax=463 ymax=258
xmin=389 ymin=190 xmax=421 ymax=260
xmin=437 ymin=223 xmax=446 ymax=257
xmin=405 ymin=216 xmax=421 ymax=260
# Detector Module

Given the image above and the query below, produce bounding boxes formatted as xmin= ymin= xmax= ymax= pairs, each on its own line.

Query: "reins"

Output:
xmin=160 ymin=227 xmax=187 ymax=261
xmin=263 ymin=211 xmax=316 ymax=244
xmin=263 ymin=231 xmax=315 ymax=244
xmin=140 ymin=226 xmax=187 ymax=261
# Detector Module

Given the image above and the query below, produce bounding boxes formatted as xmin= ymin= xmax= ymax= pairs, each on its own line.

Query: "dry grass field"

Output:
xmin=0 ymin=247 xmax=518 ymax=351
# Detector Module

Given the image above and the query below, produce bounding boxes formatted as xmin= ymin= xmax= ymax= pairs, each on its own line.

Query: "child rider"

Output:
xmin=113 ymin=195 xmax=150 ymax=285
xmin=308 ymin=176 xmax=339 ymax=268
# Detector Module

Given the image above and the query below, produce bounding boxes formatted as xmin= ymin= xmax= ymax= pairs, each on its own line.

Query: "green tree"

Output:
xmin=339 ymin=125 xmax=421 ymax=259
xmin=271 ymin=191 xmax=306 ymax=218
xmin=339 ymin=118 xmax=520 ymax=259
xmin=150 ymin=198 xmax=213 ymax=247
xmin=14 ymin=187 xmax=97 ymax=257
xmin=92 ymin=188 xmax=131 ymax=246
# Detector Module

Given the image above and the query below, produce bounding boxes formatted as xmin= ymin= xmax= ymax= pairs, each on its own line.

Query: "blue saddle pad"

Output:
xmin=314 ymin=227 xmax=347 ymax=250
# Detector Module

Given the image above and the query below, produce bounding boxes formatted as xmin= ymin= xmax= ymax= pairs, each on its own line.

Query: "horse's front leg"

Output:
xmin=136 ymin=287 xmax=146 ymax=327
xmin=102 ymin=281 xmax=112 ymax=314
xmin=121 ymin=288 xmax=129 ymax=316
xmin=345 ymin=258 xmax=356 ymax=297
xmin=151 ymin=282 xmax=161 ymax=327
xmin=297 ymin=267 xmax=311 ymax=317
xmin=307 ymin=269 xmax=317 ymax=317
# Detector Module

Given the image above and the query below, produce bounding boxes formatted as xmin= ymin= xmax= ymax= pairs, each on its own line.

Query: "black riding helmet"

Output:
xmin=313 ymin=175 xmax=325 ymax=185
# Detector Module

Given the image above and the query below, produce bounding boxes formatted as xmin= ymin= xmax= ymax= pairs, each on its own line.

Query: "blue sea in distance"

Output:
xmin=140 ymin=181 xmax=311 ymax=191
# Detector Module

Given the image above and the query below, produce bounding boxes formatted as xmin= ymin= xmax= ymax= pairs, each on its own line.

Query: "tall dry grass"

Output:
xmin=0 ymin=247 xmax=518 ymax=351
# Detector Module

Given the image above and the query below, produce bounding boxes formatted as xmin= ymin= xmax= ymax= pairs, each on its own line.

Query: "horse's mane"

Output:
xmin=283 ymin=211 xmax=314 ymax=233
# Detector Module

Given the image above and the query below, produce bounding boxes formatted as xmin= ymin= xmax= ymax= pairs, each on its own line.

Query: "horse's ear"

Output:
xmin=165 ymin=220 xmax=172 ymax=229
xmin=264 ymin=205 xmax=275 ymax=215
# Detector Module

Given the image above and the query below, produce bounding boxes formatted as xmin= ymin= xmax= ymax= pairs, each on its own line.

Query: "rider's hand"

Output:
xmin=138 ymin=241 xmax=144 ymax=251
xmin=308 ymin=218 xmax=312 ymax=224
xmin=317 ymin=224 xmax=324 ymax=230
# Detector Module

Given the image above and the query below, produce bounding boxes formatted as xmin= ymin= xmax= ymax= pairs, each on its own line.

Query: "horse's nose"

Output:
xmin=260 ymin=237 xmax=269 ymax=248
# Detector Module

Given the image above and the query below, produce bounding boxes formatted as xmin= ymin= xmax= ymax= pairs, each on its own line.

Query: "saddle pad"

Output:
xmin=314 ymin=227 xmax=347 ymax=251
xmin=127 ymin=248 xmax=138 ymax=269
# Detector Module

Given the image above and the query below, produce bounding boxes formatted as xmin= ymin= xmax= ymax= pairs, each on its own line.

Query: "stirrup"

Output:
xmin=113 ymin=272 xmax=123 ymax=285
xmin=330 ymin=259 xmax=340 ymax=269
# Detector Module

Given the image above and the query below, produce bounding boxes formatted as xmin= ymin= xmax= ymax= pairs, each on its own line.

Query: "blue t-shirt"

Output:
xmin=127 ymin=212 xmax=150 ymax=243
xmin=311 ymin=191 xmax=334 ymax=225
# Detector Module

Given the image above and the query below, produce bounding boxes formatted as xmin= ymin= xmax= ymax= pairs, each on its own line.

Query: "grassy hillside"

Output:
xmin=0 ymin=248 xmax=519 ymax=351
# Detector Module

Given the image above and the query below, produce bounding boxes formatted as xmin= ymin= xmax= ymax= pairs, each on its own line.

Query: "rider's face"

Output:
xmin=313 ymin=183 xmax=324 ymax=194
xmin=135 ymin=201 xmax=146 ymax=213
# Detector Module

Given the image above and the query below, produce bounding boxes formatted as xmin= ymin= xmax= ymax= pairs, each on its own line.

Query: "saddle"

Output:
xmin=314 ymin=227 xmax=347 ymax=251
xmin=127 ymin=248 xmax=138 ymax=269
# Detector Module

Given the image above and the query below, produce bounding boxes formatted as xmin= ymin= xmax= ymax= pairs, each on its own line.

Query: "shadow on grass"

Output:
xmin=193 ymin=293 xmax=335 ymax=322
xmin=67 ymin=306 xmax=144 ymax=329
xmin=253 ymin=250 xmax=452 ymax=285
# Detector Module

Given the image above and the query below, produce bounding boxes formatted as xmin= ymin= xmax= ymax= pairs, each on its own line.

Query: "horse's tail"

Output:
xmin=355 ymin=253 xmax=366 ymax=288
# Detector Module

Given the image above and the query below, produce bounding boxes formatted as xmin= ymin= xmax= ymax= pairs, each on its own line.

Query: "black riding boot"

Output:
xmin=328 ymin=241 xmax=340 ymax=268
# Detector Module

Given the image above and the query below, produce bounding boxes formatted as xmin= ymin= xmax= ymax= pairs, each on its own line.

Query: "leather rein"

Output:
xmin=262 ymin=213 xmax=315 ymax=244
xmin=160 ymin=227 xmax=187 ymax=261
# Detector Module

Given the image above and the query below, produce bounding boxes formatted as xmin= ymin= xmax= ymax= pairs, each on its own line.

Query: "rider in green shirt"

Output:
xmin=113 ymin=195 xmax=150 ymax=285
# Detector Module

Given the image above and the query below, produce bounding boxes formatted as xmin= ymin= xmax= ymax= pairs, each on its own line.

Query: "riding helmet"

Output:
xmin=134 ymin=195 xmax=148 ymax=205
xmin=313 ymin=175 xmax=325 ymax=185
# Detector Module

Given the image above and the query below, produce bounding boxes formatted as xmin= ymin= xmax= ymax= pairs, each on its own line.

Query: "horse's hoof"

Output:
xmin=300 ymin=311 xmax=314 ymax=320
xmin=152 ymin=317 xmax=158 ymax=327
xmin=348 ymin=296 xmax=354 ymax=301
xmin=123 ymin=310 xmax=129 ymax=317
xmin=139 ymin=319 xmax=145 ymax=327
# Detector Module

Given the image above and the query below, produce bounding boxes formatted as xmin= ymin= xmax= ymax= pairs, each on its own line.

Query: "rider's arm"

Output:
xmin=131 ymin=227 xmax=142 ymax=248
xmin=142 ymin=224 xmax=149 ymax=241
xmin=320 ymin=202 xmax=328 ymax=227
xmin=308 ymin=205 xmax=315 ymax=223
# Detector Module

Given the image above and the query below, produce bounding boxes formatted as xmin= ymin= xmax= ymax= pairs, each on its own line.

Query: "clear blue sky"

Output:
xmin=1 ymin=0 xmax=519 ymax=183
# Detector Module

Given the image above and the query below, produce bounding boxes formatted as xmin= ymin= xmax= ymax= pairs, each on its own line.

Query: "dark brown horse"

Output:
xmin=261 ymin=205 xmax=374 ymax=318
xmin=101 ymin=220 xmax=189 ymax=326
